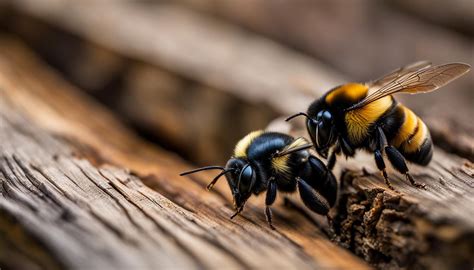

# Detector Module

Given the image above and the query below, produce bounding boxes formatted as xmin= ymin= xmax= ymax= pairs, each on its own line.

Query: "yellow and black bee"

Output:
xmin=287 ymin=61 xmax=470 ymax=189
xmin=180 ymin=131 xmax=337 ymax=229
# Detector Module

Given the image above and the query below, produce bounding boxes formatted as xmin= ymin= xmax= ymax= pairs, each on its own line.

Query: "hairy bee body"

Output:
xmin=311 ymin=83 xmax=433 ymax=165
xmin=181 ymin=131 xmax=337 ymax=228
xmin=234 ymin=131 xmax=337 ymax=206
xmin=289 ymin=62 xmax=470 ymax=189
xmin=234 ymin=131 xmax=303 ymax=193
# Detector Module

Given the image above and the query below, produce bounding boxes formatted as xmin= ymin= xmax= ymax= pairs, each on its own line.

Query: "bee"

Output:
xmin=180 ymin=131 xmax=337 ymax=229
xmin=287 ymin=61 xmax=470 ymax=190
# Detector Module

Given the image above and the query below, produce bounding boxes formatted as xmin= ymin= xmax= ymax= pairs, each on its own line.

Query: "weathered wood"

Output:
xmin=0 ymin=37 xmax=369 ymax=269
xmin=269 ymin=120 xmax=474 ymax=269
xmin=1 ymin=1 xmax=473 ymax=268
xmin=334 ymin=162 xmax=474 ymax=269
xmin=423 ymin=116 xmax=474 ymax=161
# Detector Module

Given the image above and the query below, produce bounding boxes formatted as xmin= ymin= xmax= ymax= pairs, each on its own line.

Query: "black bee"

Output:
xmin=180 ymin=131 xmax=337 ymax=229
xmin=287 ymin=61 xmax=470 ymax=189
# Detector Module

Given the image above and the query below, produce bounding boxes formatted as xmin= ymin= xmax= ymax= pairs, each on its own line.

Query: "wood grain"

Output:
xmin=0 ymin=1 xmax=473 ymax=268
xmin=276 ymin=119 xmax=474 ymax=269
xmin=0 ymin=37 xmax=369 ymax=269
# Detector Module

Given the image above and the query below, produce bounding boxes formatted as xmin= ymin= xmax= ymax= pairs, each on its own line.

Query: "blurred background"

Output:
xmin=0 ymin=0 xmax=472 ymax=166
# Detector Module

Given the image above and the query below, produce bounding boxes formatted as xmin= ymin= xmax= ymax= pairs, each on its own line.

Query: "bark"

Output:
xmin=0 ymin=37 xmax=369 ymax=269
xmin=333 ymin=153 xmax=474 ymax=269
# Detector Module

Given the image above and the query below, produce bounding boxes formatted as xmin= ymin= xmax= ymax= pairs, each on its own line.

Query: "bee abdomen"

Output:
xmin=403 ymin=138 xmax=433 ymax=165
xmin=391 ymin=105 xmax=433 ymax=165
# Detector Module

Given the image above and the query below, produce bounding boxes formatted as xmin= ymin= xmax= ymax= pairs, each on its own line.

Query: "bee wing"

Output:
xmin=346 ymin=63 xmax=470 ymax=111
xmin=368 ymin=61 xmax=432 ymax=89
xmin=275 ymin=137 xmax=312 ymax=157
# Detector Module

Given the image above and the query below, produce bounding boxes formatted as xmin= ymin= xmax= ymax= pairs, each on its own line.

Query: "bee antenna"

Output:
xmin=180 ymin=166 xmax=225 ymax=176
xmin=206 ymin=168 xmax=235 ymax=190
xmin=285 ymin=112 xmax=310 ymax=122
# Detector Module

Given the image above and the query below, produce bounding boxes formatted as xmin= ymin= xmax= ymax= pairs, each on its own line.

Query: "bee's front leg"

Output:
xmin=264 ymin=178 xmax=277 ymax=230
xmin=327 ymin=144 xmax=341 ymax=170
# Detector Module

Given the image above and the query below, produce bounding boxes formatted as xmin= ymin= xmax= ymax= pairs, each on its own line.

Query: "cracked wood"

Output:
xmin=0 ymin=37 xmax=368 ymax=269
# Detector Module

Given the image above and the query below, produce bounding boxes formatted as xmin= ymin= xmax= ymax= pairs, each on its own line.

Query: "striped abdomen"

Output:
xmin=326 ymin=83 xmax=432 ymax=165
xmin=388 ymin=105 xmax=433 ymax=165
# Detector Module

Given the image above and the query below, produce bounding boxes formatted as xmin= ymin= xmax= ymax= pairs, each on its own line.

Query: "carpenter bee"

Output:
xmin=287 ymin=61 xmax=470 ymax=189
xmin=180 ymin=131 xmax=337 ymax=229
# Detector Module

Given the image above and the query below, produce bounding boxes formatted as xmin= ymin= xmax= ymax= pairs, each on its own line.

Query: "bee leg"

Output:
xmin=374 ymin=149 xmax=395 ymax=190
xmin=296 ymin=177 xmax=330 ymax=215
xmin=304 ymin=156 xmax=338 ymax=206
xmin=339 ymin=137 xmax=355 ymax=157
xmin=374 ymin=127 xmax=397 ymax=190
xmin=385 ymin=146 xmax=426 ymax=189
xmin=230 ymin=205 xmax=244 ymax=219
xmin=265 ymin=178 xmax=277 ymax=230
xmin=327 ymin=145 xmax=341 ymax=170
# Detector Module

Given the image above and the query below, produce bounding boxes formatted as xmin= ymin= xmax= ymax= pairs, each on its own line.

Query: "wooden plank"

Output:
xmin=0 ymin=37 xmax=369 ymax=269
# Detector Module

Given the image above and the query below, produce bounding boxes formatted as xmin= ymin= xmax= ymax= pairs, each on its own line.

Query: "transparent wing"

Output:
xmin=346 ymin=63 xmax=470 ymax=111
xmin=368 ymin=61 xmax=432 ymax=89
xmin=275 ymin=137 xmax=312 ymax=157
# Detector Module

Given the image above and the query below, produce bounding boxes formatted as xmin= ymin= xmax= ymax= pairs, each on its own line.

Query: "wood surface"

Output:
xmin=288 ymin=121 xmax=474 ymax=269
xmin=0 ymin=1 xmax=473 ymax=269
xmin=0 ymin=37 xmax=369 ymax=270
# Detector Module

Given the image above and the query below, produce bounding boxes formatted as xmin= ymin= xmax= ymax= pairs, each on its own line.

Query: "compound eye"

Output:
xmin=306 ymin=119 xmax=317 ymax=141
xmin=238 ymin=164 xmax=256 ymax=193
xmin=322 ymin=111 xmax=332 ymax=122
xmin=316 ymin=111 xmax=324 ymax=119
xmin=317 ymin=121 xmax=330 ymax=144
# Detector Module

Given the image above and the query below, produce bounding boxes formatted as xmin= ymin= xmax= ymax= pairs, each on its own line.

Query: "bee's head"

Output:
xmin=308 ymin=110 xmax=337 ymax=158
xmin=286 ymin=108 xmax=337 ymax=159
xmin=225 ymin=158 xmax=256 ymax=209
xmin=179 ymin=158 xmax=256 ymax=210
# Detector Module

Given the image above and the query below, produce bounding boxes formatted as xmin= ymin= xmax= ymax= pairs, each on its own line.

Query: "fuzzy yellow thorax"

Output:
xmin=272 ymin=137 xmax=309 ymax=175
xmin=345 ymin=96 xmax=393 ymax=144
